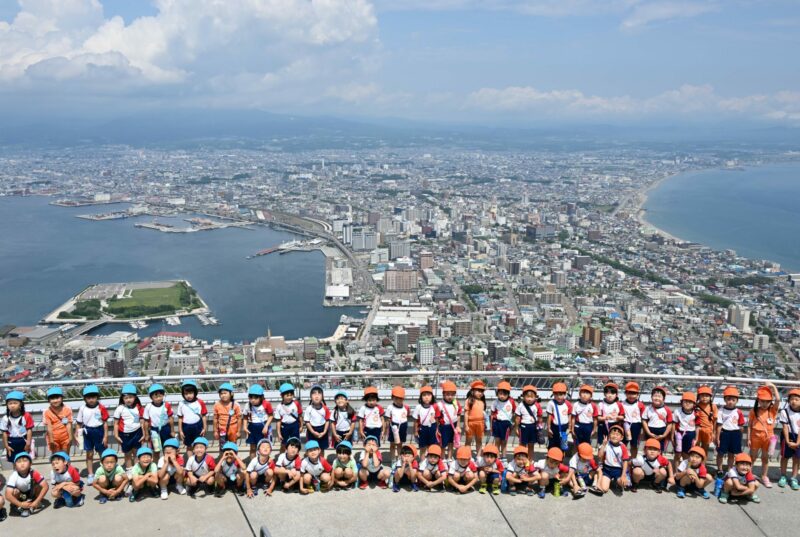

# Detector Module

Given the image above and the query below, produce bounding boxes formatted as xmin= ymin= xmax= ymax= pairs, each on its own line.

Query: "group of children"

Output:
xmin=1 ymin=378 xmax=800 ymax=519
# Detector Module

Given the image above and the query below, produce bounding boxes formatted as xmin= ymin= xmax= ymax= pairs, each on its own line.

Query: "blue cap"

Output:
xmin=46 ymin=387 xmax=63 ymax=398
xmin=50 ymin=451 xmax=70 ymax=463
xmin=13 ymin=451 xmax=31 ymax=462
xmin=218 ymin=382 xmax=234 ymax=393
xmin=121 ymin=384 xmax=137 ymax=395
xmin=305 ymin=440 xmax=320 ymax=451
xmin=222 ymin=441 xmax=239 ymax=453
xmin=148 ymin=384 xmax=165 ymax=395
xmin=100 ymin=448 xmax=118 ymax=460
xmin=192 ymin=437 xmax=209 ymax=447
xmin=83 ymin=385 xmax=100 ymax=396
xmin=279 ymin=383 xmax=294 ymax=394
xmin=310 ymin=384 xmax=324 ymax=393
xmin=5 ymin=390 xmax=25 ymax=401
xmin=248 ymin=384 xmax=264 ymax=396
xmin=163 ymin=438 xmax=180 ymax=450
xmin=334 ymin=390 xmax=349 ymax=399
xmin=182 ymin=380 xmax=198 ymax=390
xmin=256 ymin=438 xmax=272 ymax=448
xmin=364 ymin=435 xmax=378 ymax=444
xmin=336 ymin=441 xmax=353 ymax=451
xmin=136 ymin=447 xmax=154 ymax=458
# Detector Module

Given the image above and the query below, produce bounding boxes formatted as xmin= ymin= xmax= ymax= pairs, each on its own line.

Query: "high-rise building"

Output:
xmin=419 ymin=251 xmax=434 ymax=270
xmin=574 ymin=255 xmax=591 ymax=269
xmin=351 ymin=228 xmax=378 ymax=251
xmin=728 ymin=304 xmax=751 ymax=333
xmin=582 ymin=325 xmax=603 ymax=348
xmin=753 ymin=334 xmax=770 ymax=351
xmin=405 ymin=325 xmax=421 ymax=345
xmin=389 ymin=240 xmax=411 ymax=260
xmin=452 ymin=319 xmax=472 ymax=336
xmin=303 ymin=337 xmax=319 ymax=359
xmin=394 ymin=330 xmax=409 ymax=353
xmin=470 ymin=352 xmax=484 ymax=371
xmin=427 ymin=317 xmax=439 ymax=337
xmin=106 ymin=358 xmax=125 ymax=378
xmin=342 ymin=223 xmax=353 ymax=245
xmin=384 ymin=269 xmax=418 ymax=291
xmin=551 ymin=271 xmax=567 ymax=288
xmin=367 ymin=211 xmax=381 ymax=225
xmin=508 ymin=261 xmax=520 ymax=276
xmin=416 ymin=338 xmax=435 ymax=366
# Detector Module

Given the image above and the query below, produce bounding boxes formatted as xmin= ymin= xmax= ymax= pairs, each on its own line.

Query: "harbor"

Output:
xmin=246 ymin=238 xmax=326 ymax=259
xmin=135 ymin=218 xmax=252 ymax=233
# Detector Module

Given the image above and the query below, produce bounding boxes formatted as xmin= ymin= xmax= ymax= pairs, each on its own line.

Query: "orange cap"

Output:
xmin=644 ymin=438 xmax=661 ymax=450
xmin=681 ymin=392 xmax=697 ymax=403
xmin=789 ymin=388 xmax=800 ymax=398
xmin=482 ymin=445 xmax=499 ymax=456
xmin=470 ymin=380 xmax=486 ymax=391
xmin=625 ymin=382 xmax=640 ymax=393
xmin=546 ymin=447 xmax=564 ymax=462
xmin=363 ymin=386 xmax=378 ymax=398
xmin=697 ymin=386 xmax=713 ymax=396
xmin=441 ymin=381 xmax=457 ymax=393
xmin=391 ymin=386 xmax=406 ymax=399
xmin=735 ymin=453 xmax=752 ymax=464
xmin=552 ymin=382 xmax=567 ymax=393
xmin=513 ymin=445 xmax=528 ymax=456
xmin=688 ymin=446 xmax=706 ymax=459
xmin=604 ymin=382 xmax=619 ymax=391
xmin=427 ymin=445 xmax=442 ymax=457
xmin=455 ymin=446 xmax=472 ymax=460
xmin=652 ymin=386 xmax=667 ymax=395
xmin=577 ymin=443 xmax=594 ymax=459
xmin=419 ymin=385 xmax=433 ymax=395
xmin=521 ymin=384 xmax=538 ymax=394
xmin=609 ymin=424 xmax=624 ymax=435
xmin=756 ymin=386 xmax=772 ymax=401
xmin=497 ymin=381 xmax=512 ymax=392
xmin=579 ymin=384 xmax=594 ymax=394
xmin=723 ymin=386 xmax=740 ymax=398
xmin=402 ymin=444 xmax=418 ymax=458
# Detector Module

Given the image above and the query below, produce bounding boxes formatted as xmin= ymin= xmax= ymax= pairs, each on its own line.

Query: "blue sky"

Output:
xmin=0 ymin=0 xmax=798 ymax=125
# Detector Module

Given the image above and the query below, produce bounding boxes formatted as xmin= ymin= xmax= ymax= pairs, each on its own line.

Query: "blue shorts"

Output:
xmin=152 ymin=425 xmax=172 ymax=444
xmin=83 ymin=425 xmax=106 ymax=454
xmin=310 ymin=424 xmax=329 ymax=449
xmin=602 ymin=466 xmax=623 ymax=480
xmin=676 ymin=431 xmax=696 ymax=453
xmin=388 ymin=422 xmax=408 ymax=445
xmin=364 ymin=426 xmax=383 ymax=447
xmin=575 ymin=423 xmax=593 ymax=445
xmin=492 ymin=420 xmax=512 ymax=441
xmin=6 ymin=437 xmax=26 ymax=462
xmin=280 ymin=421 xmax=300 ymax=445
xmin=181 ymin=421 xmax=204 ymax=447
xmin=648 ymin=426 xmax=668 ymax=450
xmin=334 ymin=428 xmax=355 ymax=444
xmin=438 ymin=423 xmax=456 ymax=447
xmin=782 ymin=433 xmax=800 ymax=459
xmin=119 ymin=428 xmax=143 ymax=453
xmin=519 ymin=424 xmax=537 ymax=446
xmin=597 ymin=422 xmax=615 ymax=446
xmin=625 ymin=422 xmax=642 ymax=448
xmin=246 ymin=426 xmax=268 ymax=446
xmin=418 ymin=424 xmax=438 ymax=448
xmin=548 ymin=423 xmax=569 ymax=450
xmin=718 ymin=429 xmax=743 ymax=455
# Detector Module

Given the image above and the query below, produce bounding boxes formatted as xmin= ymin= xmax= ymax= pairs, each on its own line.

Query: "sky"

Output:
xmin=0 ymin=0 xmax=798 ymax=127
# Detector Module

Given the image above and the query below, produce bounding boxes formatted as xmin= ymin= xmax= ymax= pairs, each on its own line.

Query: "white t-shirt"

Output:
xmin=643 ymin=405 xmax=673 ymax=429
xmin=6 ymin=470 xmax=45 ymax=493
xmin=717 ymin=407 xmax=746 ymax=431
xmin=358 ymin=405 xmax=385 ymax=429
xmin=219 ymin=459 xmax=243 ymax=479
xmin=622 ymin=400 xmax=645 ymax=423
xmin=515 ymin=401 xmax=542 ymax=425
xmin=113 ymin=404 xmax=143 ymax=433
xmin=243 ymin=402 xmax=273 ymax=425
xmin=384 ymin=404 xmax=410 ymax=426
xmin=246 ymin=456 xmax=275 ymax=475
xmin=275 ymin=453 xmax=301 ymax=470
xmin=0 ymin=413 xmax=35 ymax=438
xmin=673 ymin=408 xmax=697 ymax=432
xmin=631 ymin=455 xmax=669 ymax=476
xmin=546 ymin=400 xmax=572 ymax=426
xmin=330 ymin=407 xmax=356 ymax=433
xmin=143 ymin=403 xmax=172 ymax=429
xmin=412 ymin=404 xmax=439 ymax=427
xmin=599 ymin=400 xmax=624 ymax=422
xmin=780 ymin=407 xmax=800 ymax=436
xmin=475 ymin=456 xmax=504 ymax=473
xmin=184 ymin=454 xmax=215 ymax=476
xmin=177 ymin=399 xmax=208 ymax=425
xmin=491 ymin=399 xmax=516 ymax=422
xmin=568 ymin=453 xmax=598 ymax=475
xmin=157 ymin=454 xmax=185 ymax=475
xmin=50 ymin=466 xmax=81 ymax=485
xmin=447 ymin=459 xmax=476 ymax=475
xmin=572 ymin=401 xmax=598 ymax=425
xmin=303 ymin=404 xmax=331 ymax=428
xmin=436 ymin=400 xmax=462 ymax=426
xmin=602 ymin=443 xmax=630 ymax=468
xmin=273 ymin=401 xmax=302 ymax=424
xmin=76 ymin=404 xmax=109 ymax=428
xmin=418 ymin=458 xmax=447 ymax=475
xmin=506 ymin=459 xmax=536 ymax=476
xmin=300 ymin=457 xmax=332 ymax=478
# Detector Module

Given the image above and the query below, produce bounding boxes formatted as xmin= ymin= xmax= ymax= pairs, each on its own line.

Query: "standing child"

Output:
xmin=720 ymin=453 xmax=759 ymax=504
xmin=571 ymin=385 xmax=598 ymax=449
xmin=92 ymin=448 xmax=128 ymax=503
xmin=75 ymin=385 xmax=108 ymax=485
xmin=592 ymin=424 xmax=630 ymax=495
xmin=183 ymin=437 xmax=216 ymax=496
xmin=672 ymin=392 xmax=698 ymax=468
xmin=1 ymin=391 xmax=34 ymax=465
xmin=331 ymin=440 xmax=358 ymax=489
xmin=304 ymin=385 xmax=331 ymax=453
xmin=113 ymin=384 xmax=144 ymax=471
xmin=436 ymin=381 xmax=463 ymax=461
xmin=534 ymin=447 xmax=572 ymax=499
xmin=621 ymin=382 xmax=646 ymax=458
xmin=49 ymin=451 xmax=84 ymax=508
xmin=177 ymin=380 xmax=208 ymax=449
xmin=716 ymin=386 xmax=746 ymax=472
xmin=748 ymin=383 xmax=779 ymax=487
xmin=568 ymin=443 xmax=598 ymax=497
xmin=274 ymin=383 xmax=303 ymax=452
xmin=129 ymin=447 xmax=158 ymax=502
xmin=597 ymin=382 xmax=624 ymax=447
xmin=447 ymin=446 xmax=478 ymax=494
xmin=475 ymin=444 xmax=504 ymax=495
xmin=358 ymin=387 xmax=385 ymax=447
xmin=642 ymin=386 xmax=673 ymax=452
xmin=546 ymin=382 xmax=572 ymax=452
xmin=505 ymin=445 xmax=539 ymax=496
xmin=412 ymin=385 xmax=439 ymax=457
xmin=391 ymin=444 xmax=419 ymax=492
xmin=156 ymin=438 xmax=187 ymax=499
xmin=213 ymin=383 xmax=242 ymax=445
xmin=630 ymin=438 xmax=674 ymax=493
xmin=43 ymin=386 xmax=73 ymax=455
xmin=464 ymin=380 xmax=487 ymax=452
xmin=490 ymin=381 xmax=516 ymax=459
xmin=514 ymin=385 xmax=543 ymax=460
xmin=243 ymin=384 xmax=274 ymax=460
xmin=273 ymin=437 xmax=302 ymax=491
xmin=143 ymin=383 xmax=173 ymax=459
xmin=675 ymin=445 xmax=712 ymax=499
xmin=4 ymin=452 xmax=48 ymax=517
xmin=214 ymin=441 xmax=246 ymax=496
xmin=384 ymin=386 xmax=410 ymax=461
xmin=330 ymin=390 xmax=356 ymax=446
xmin=245 ymin=439 xmax=275 ymax=497
xmin=357 ymin=436 xmax=390 ymax=489
xmin=417 ymin=444 xmax=447 ymax=491
xmin=695 ymin=385 xmax=718 ymax=452
xmin=778 ymin=387 xmax=800 ymax=489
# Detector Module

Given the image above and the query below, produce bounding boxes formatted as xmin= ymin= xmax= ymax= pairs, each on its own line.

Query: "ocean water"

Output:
xmin=0 ymin=196 xmax=360 ymax=341
xmin=644 ymin=163 xmax=800 ymax=272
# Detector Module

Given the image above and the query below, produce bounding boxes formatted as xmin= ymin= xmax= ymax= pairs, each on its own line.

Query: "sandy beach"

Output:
xmin=633 ymin=173 xmax=690 ymax=243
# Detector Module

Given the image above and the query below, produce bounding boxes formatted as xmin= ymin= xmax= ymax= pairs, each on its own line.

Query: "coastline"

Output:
xmin=633 ymin=171 xmax=696 ymax=243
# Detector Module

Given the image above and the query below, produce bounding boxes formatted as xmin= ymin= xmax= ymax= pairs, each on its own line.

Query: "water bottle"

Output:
xmin=554 ymin=480 xmax=561 ymax=497
xmin=713 ymin=474 xmax=724 ymax=498
xmin=577 ymin=476 xmax=587 ymax=489
xmin=674 ymin=431 xmax=683 ymax=453
xmin=769 ymin=435 xmax=778 ymax=458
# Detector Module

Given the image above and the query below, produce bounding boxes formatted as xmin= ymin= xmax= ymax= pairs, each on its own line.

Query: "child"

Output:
xmin=514 ymin=385 xmax=543 ymax=460
xmin=630 ymin=438 xmax=674 ymax=493
xmin=303 ymin=384 xmax=331 ymax=453
xmin=695 ymin=385 xmax=718 ymax=452
xmin=447 ymin=446 xmax=478 ymax=494
xmin=534 ymin=447 xmax=572 ymax=498
xmin=720 ymin=453 xmax=759 ymax=504
xmin=1 ymin=391 xmax=33 ymax=464
xmin=183 ymin=437 xmax=216 ymax=497
xmin=357 ymin=435 xmax=390 ymax=489
xmin=412 ymin=385 xmax=439 ymax=457
xmin=621 ymin=382 xmax=645 ymax=458
xmin=384 ymin=386 xmax=410 ymax=460
xmin=246 ymin=439 xmax=275 ymax=497
xmin=505 ymin=445 xmax=539 ymax=496
xmin=673 ymin=392 xmax=698 ymax=467
xmin=4 ymin=452 xmax=48 ymax=517
xmin=43 ymin=386 xmax=73 ymax=455
xmin=748 ymin=383 xmax=779 ymax=487
xmin=157 ymin=438 xmax=187 ymax=499
xmin=597 ymin=382 xmax=624 ymax=447
xmin=778 ymin=387 xmax=800 ymax=489
xmin=332 ymin=440 xmax=358 ymax=489
xmin=675 ymin=445 xmax=712 ymax=499
xmin=75 ymin=385 xmax=108 ymax=484
xmin=642 ymin=386 xmax=673 ymax=452
xmin=436 ymin=381 xmax=463 ymax=461
xmin=177 ymin=380 xmax=208 ymax=448
xmin=214 ymin=382 xmax=242 ymax=445
xmin=143 ymin=383 xmax=173 ymax=458
xmin=417 ymin=444 xmax=447 ymax=491
xmin=464 ymin=380 xmax=487 ymax=452
xmin=330 ymin=390 xmax=356 ymax=446
xmin=243 ymin=384 xmax=274 ymax=460
xmin=113 ymin=383 xmax=144 ymax=470
xmin=568 ymin=442 xmax=598 ymax=497
xmin=274 ymin=437 xmax=302 ymax=491
xmin=490 ymin=381 xmax=516 ymax=459
xmin=391 ymin=444 xmax=419 ymax=492
xmin=546 ymin=382 xmax=572 ymax=451
xmin=592 ymin=424 xmax=629 ymax=495
xmin=299 ymin=440 xmax=333 ymax=494
xmin=92 ymin=448 xmax=128 ymax=503
xmin=214 ymin=441 xmax=246 ymax=496
xmin=476 ymin=444 xmax=504 ymax=495
xmin=571 ymin=384 xmax=598 ymax=448
xmin=129 ymin=446 xmax=158 ymax=502
xmin=358 ymin=386 xmax=385 ymax=448
xmin=274 ymin=383 xmax=303 ymax=452
xmin=49 ymin=451 xmax=84 ymax=508
xmin=716 ymin=386 xmax=746 ymax=471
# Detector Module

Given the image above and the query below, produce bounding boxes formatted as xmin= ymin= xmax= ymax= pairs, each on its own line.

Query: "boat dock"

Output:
xmin=247 ymin=238 xmax=326 ymax=259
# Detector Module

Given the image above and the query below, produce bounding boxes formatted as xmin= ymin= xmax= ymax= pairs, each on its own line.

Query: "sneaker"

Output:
xmin=412 ymin=484 xmax=419 ymax=492
xmin=99 ymin=496 xmax=108 ymax=505
xmin=125 ymin=484 xmax=133 ymax=496
xmin=54 ymin=498 xmax=66 ymax=509
xmin=187 ymin=486 xmax=196 ymax=498
xmin=701 ymin=490 xmax=710 ymax=500
xmin=0 ymin=507 xmax=7 ymax=521
xmin=176 ymin=484 xmax=187 ymax=495
xmin=676 ymin=487 xmax=686 ymax=499
xmin=762 ymin=476 xmax=772 ymax=488
xmin=129 ymin=491 xmax=137 ymax=503
xmin=392 ymin=483 xmax=400 ymax=493
xmin=161 ymin=488 xmax=169 ymax=500
xmin=526 ymin=488 xmax=535 ymax=497
xmin=478 ymin=483 xmax=487 ymax=494
xmin=492 ymin=484 xmax=500 ymax=496
xmin=750 ymin=494 xmax=761 ymax=503
xmin=718 ymin=492 xmax=729 ymax=504
xmin=538 ymin=489 xmax=546 ymax=499
xmin=359 ymin=481 xmax=368 ymax=490
xmin=778 ymin=475 xmax=788 ymax=487
xmin=791 ymin=478 xmax=800 ymax=491
xmin=20 ymin=509 xmax=31 ymax=518
xmin=509 ymin=487 xmax=517 ymax=496
xmin=377 ymin=479 xmax=388 ymax=489
xmin=573 ymin=489 xmax=586 ymax=498
xmin=561 ymin=490 xmax=570 ymax=498
xmin=629 ymin=484 xmax=638 ymax=493
xmin=76 ymin=495 xmax=85 ymax=507
xmin=87 ymin=475 xmax=94 ymax=486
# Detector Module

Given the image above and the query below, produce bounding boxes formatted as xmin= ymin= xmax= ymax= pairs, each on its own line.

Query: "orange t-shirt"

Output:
xmin=695 ymin=403 xmax=717 ymax=431
xmin=748 ymin=407 xmax=777 ymax=440
xmin=44 ymin=405 xmax=73 ymax=443
xmin=214 ymin=401 xmax=242 ymax=439
xmin=466 ymin=398 xmax=485 ymax=423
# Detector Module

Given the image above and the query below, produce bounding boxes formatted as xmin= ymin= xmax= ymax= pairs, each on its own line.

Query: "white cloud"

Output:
xmin=621 ymin=1 xmax=717 ymax=29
